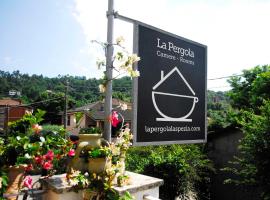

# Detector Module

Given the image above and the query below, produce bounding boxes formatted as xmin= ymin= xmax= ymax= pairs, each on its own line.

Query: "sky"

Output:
xmin=1 ymin=0 xmax=270 ymax=91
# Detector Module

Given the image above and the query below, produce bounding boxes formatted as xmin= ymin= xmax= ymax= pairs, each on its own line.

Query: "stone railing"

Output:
xmin=42 ymin=171 xmax=164 ymax=200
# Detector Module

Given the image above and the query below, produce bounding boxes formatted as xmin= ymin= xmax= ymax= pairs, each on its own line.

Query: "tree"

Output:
xmin=227 ymin=65 xmax=270 ymax=112
xmin=126 ymin=144 xmax=214 ymax=200
xmin=224 ymin=65 xmax=270 ymax=199
xmin=33 ymin=90 xmax=75 ymax=125
xmin=0 ymin=70 xmax=133 ymax=108
xmin=224 ymin=101 xmax=270 ymax=199
xmin=207 ymin=90 xmax=234 ymax=132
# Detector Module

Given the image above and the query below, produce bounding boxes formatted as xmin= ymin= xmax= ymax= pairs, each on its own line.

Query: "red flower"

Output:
xmin=24 ymin=164 xmax=33 ymax=172
xmin=68 ymin=149 xmax=75 ymax=157
xmin=45 ymin=150 xmax=54 ymax=161
xmin=23 ymin=176 xmax=33 ymax=189
xmin=111 ymin=111 xmax=120 ymax=127
xmin=42 ymin=161 xmax=53 ymax=170
xmin=34 ymin=155 xmax=43 ymax=165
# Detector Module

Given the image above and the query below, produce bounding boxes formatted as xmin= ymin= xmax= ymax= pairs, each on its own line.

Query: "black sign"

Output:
xmin=132 ymin=23 xmax=207 ymax=146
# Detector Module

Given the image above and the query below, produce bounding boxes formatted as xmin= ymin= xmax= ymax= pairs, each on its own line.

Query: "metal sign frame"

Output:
xmin=132 ymin=21 xmax=207 ymax=146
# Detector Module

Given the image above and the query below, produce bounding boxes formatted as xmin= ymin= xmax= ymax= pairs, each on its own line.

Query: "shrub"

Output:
xmin=2 ymin=110 xmax=74 ymax=176
xmin=79 ymin=127 xmax=102 ymax=134
xmin=223 ymin=101 xmax=270 ymax=199
xmin=126 ymin=144 xmax=214 ymax=200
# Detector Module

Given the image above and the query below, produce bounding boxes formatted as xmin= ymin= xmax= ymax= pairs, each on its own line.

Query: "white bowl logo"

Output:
xmin=152 ymin=67 xmax=199 ymax=122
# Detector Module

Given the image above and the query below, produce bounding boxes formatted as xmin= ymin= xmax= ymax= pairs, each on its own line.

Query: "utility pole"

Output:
xmin=104 ymin=0 xmax=114 ymax=142
xmin=64 ymin=80 xmax=69 ymax=129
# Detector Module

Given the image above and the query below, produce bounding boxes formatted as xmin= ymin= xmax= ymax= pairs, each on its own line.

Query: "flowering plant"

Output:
xmin=117 ymin=174 xmax=130 ymax=187
xmin=114 ymin=127 xmax=133 ymax=155
xmin=93 ymin=36 xmax=140 ymax=94
xmin=2 ymin=110 xmax=75 ymax=191
xmin=66 ymin=123 xmax=134 ymax=199
xmin=65 ymin=36 xmax=137 ymax=200
xmin=6 ymin=112 xmax=74 ymax=171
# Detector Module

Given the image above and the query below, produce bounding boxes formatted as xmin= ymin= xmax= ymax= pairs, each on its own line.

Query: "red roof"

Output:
xmin=0 ymin=99 xmax=22 ymax=106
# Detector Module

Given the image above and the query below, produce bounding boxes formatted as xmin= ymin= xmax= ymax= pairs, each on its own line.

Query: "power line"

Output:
xmin=208 ymin=85 xmax=231 ymax=90
xmin=208 ymin=74 xmax=243 ymax=81
xmin=69 ymin=85 xmax=131 ymax=89
xmin=69 ymin=85 xmax=98 ymax=89
xmin=7 ymin=97 xmax=63 ymax=108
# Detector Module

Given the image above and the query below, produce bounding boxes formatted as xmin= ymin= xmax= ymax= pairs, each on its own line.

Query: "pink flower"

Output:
xmin=32 ymin=124 xmax=42 ymax=134
xmin=23 ymin=176 xmax=33 ymax=189
xmin=111 ymin=111 xmax=120 ymax=127
xmin=45 ymin=150 xmax=54 ymax=161
xmin=34 ymin=155 xmax=43 ymax=165
xmin=42 ymin=161 xmax=53 ymax=170
xmin=68 ymin=149 xmax=75 ymax=157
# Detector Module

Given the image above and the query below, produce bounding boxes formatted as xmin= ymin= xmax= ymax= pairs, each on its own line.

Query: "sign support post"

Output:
xmin=104 ymin=0 xmax=114 ymax=142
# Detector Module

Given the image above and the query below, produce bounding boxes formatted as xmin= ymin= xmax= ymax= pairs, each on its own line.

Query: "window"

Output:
xmin=67 ymin=115 xmax=71 ymax=126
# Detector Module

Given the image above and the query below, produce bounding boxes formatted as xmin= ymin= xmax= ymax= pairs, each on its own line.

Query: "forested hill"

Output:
xmin=1 ymin=70 xmax=230 ymax=126
xmin=0 ymin=70 xmax=132 ymax=106
xmin=0 ymin=70 xmax=229 ymax=107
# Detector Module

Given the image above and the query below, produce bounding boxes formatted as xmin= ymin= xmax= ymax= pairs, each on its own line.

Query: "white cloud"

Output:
xmin=73 ymin=0 xmax=270 ymax=90
xmin=72 ymin=0 xmax=108 ymax=78
xmin=73 ymin=0 xmax=107 ymax=42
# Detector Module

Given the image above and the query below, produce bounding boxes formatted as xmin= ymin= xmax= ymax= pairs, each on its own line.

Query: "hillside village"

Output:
xmin=1 ymin=65 xmax=270 ymax=199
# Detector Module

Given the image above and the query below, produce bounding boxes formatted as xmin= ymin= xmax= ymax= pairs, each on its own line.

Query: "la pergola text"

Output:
xmin=156 ymin=38 xmax=195 ymax=65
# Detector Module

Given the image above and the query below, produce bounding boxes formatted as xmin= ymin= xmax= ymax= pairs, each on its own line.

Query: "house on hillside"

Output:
xmin=64 ymin=99 xmax=132 ymax=135
xmin=0 ymin=99 xmax=33 ymax=134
